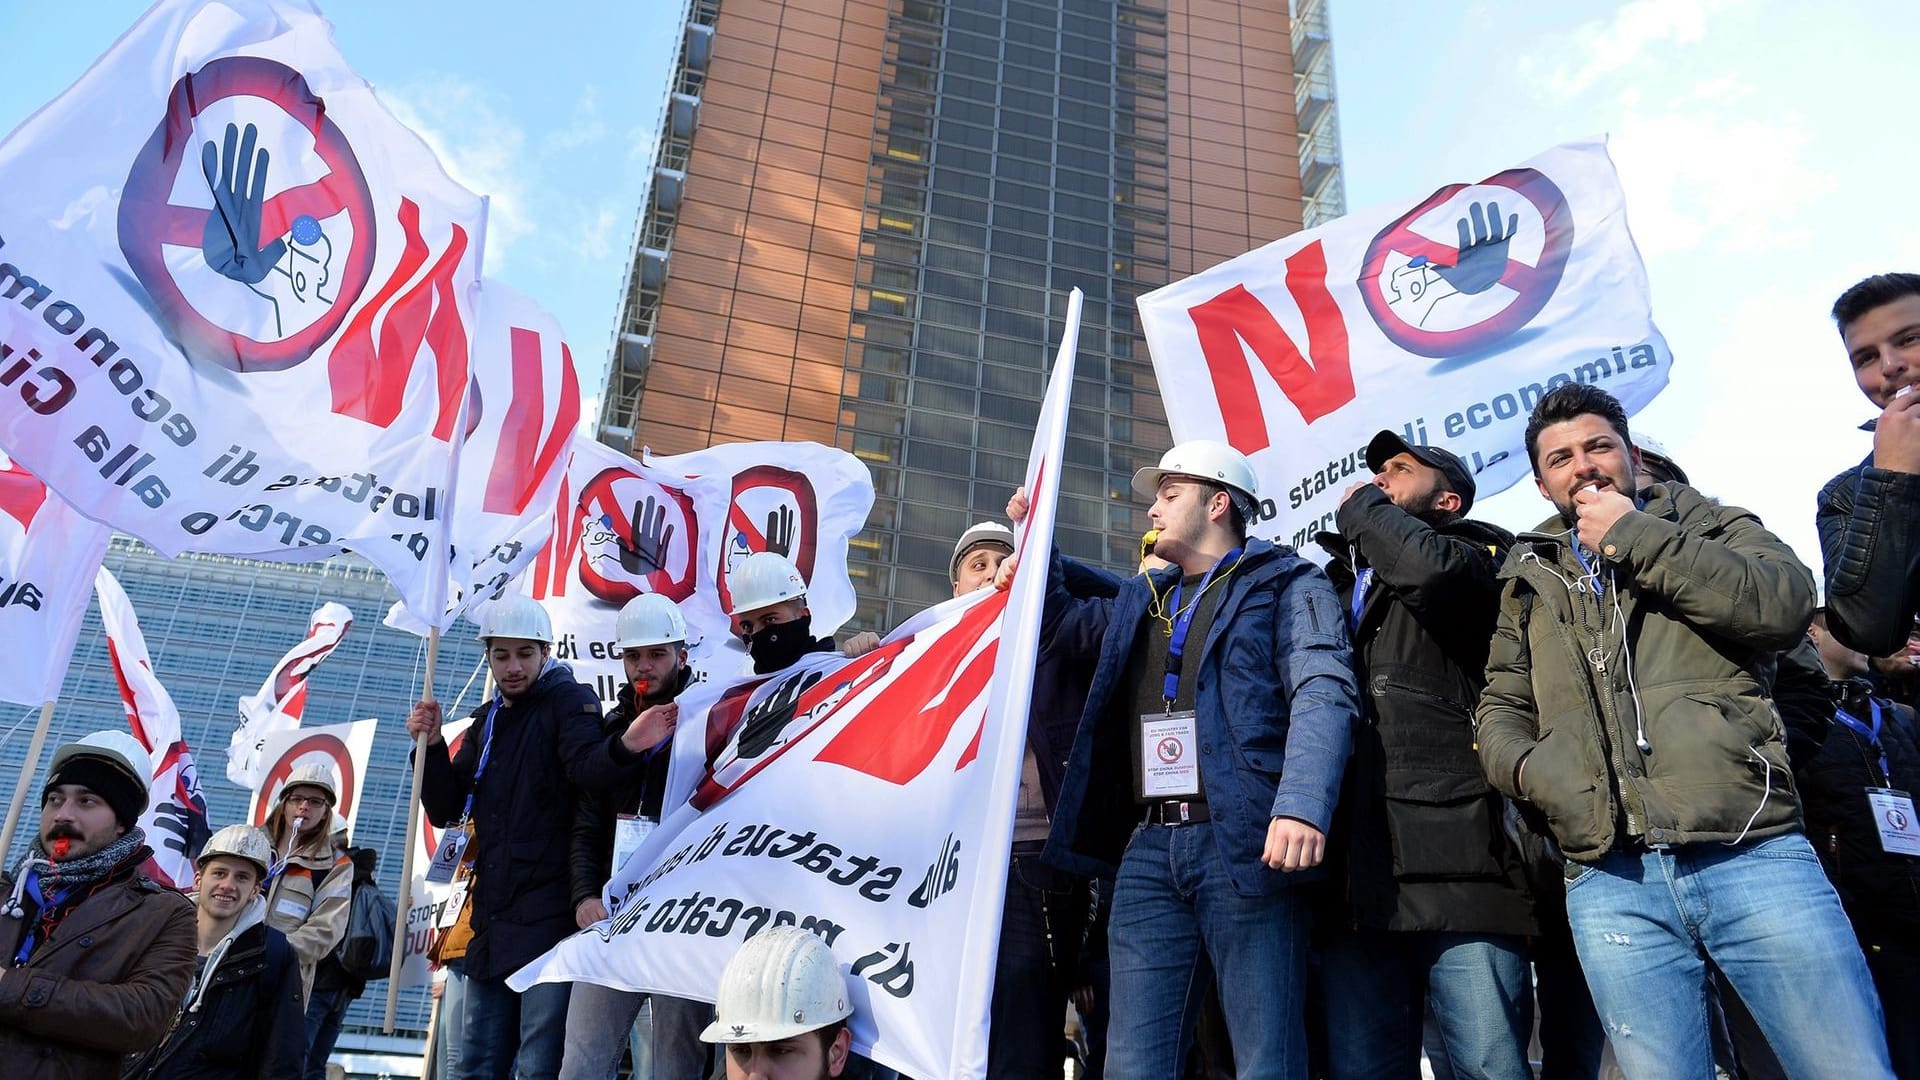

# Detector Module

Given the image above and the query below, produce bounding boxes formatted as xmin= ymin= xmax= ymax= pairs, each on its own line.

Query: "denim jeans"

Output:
xmin=557 ymin=982 xmax=645 ymax=1080
xmin=650 ymin=995 xmax=715 ymax=1080
xmin=439 ymin=969 xmax=469 ymax=1080
xmin=1318 ymin=929 xmax=1532 ymax=1080
xmin=1562 ymin=832 xmax=1895 ymax=1079
xmin=1106 ymin=822 xmax=1310 ymax=1080
xmin=988 ymin=853 xmax=1087 ymax=1080
xmin=302 ymin=986 xmax=353 ymax=1080
xmin=457 ymin=975 xmax=573 ymax=1080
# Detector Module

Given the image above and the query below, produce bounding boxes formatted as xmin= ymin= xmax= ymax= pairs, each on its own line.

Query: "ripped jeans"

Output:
xmin=1562 ymin=832 xmax=1894 ymax=1080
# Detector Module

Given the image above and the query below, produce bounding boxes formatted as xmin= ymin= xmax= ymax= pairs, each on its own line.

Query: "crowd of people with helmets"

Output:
xmin=1 ymin=271 xmax=1918 ymax=1080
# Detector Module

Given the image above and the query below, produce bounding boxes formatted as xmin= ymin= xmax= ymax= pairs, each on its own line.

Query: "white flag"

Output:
xmin=509 ymin=291 xmax=1085 ymax=1080
xmin=506 ymin=436 xmax=875 ymax=706
xmin=0 ymin=0 xmax=485 ymax=625
xmin=230 ymin=601 xmax=354 ymax=787
xmin=96 ymin=566 xmax=211 ymax=890
xmin=0 ymin=452 xmax=110 ymax=706
xmin=383 ymin=279 xmax=579 ymax=635
xmin=246 ymin=717 xmax=378 ymax=839
xmin=1136 ymin=138 xmax=1672 ymax=550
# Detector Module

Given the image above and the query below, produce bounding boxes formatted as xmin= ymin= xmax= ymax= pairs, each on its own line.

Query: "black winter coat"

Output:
xmin=418 ymin=661 xmax=629 ymax=980
xmin=1028 ymin=557 xmax=1125 ymax=819
xmin=1819 ymin=452 xmax=1920 ymax=657
xmin=1780 ymin=672 xmax=1920 ymax=948
xmin=570 ymin=670 xmax=689 ymax=909
xmin=121 ymin=922 xmax=304 ymax=1080
xmin=1317 ymin=489 xmax=1534 ymax=935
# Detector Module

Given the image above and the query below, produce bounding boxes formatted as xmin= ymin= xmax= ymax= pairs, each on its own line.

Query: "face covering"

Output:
xmin=747 ymin=615 xmax=815 ymax=673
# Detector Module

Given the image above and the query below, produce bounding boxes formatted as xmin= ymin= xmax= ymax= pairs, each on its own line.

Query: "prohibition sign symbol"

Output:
xmin=1891 ymin=807 xmax=1912 ymax=831
xmin=1357 ymin=167 xmax=1574 ymax=359
xmin=1157 ymin=737 xmax=1184 ymax=763
xmin=250 ymin=731 xmax=359 ymax=828
xmin=716 ymin=465 xmax=820 ymax=615
xmin=576 ymin=466 xmax=698 ymax=605
xmin=119 ymin=56 xmax=377 ymax=371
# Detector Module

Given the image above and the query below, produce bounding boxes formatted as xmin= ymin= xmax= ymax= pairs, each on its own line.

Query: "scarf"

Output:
xmin=4 ymin=828 xmax=151 ymax=962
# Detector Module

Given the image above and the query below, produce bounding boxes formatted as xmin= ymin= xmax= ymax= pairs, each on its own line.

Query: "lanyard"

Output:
xmin=1162 ymin=548 xmax=1241 ymax=707
xmin=1570 ymin=543 xmax=1604 ymax=597
xmin=13 ymin=872 xmax=71 ymax=966
xmin=1835 ymin=700 xmax=1891 ymax=782
xmin=1349 ymin=567 xmax=1374 ymax=628
xmin=459 ymin=698 xmax=504 ymax=824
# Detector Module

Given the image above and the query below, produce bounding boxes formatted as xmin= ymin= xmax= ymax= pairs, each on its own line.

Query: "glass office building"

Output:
xmin=600 ymin=0 xmax=1322 ymax=631
xmin=0 ymin=536 xmax=484 ymax=1070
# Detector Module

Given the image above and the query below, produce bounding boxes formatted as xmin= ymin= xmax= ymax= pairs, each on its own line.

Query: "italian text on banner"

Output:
xmin=0 ymin=0 xmax=485 ymax=625
xmin=1136 ymin=137 xmax=1671 ymax=551
xmin=0 ymin=452 xmax=109 ymax=706
xmin=509 ymin=290 xmax=1088 ymax=1080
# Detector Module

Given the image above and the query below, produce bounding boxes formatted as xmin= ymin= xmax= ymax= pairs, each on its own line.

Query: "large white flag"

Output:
xmin=96 ymin=566 xmax=211 ymax=890
xmin=229 ymin=601 xmax=354 ymax=786
xmin=1136 ymin=138 xmax=1671 ymax=550
xmin=0 ymin=452 xmax=110 ymax=706
xmin=246 ymin=717 xmax=377 ymax=838
xmin=510 ymin=291 xmax=1085 ymax=1080
xmin=513 ymin=436 xmax=874 ymax=705
xmin=0 ymin=0 xmax=485 ymax=624
xmin=383 ymin=279 xmax=580 ymax=635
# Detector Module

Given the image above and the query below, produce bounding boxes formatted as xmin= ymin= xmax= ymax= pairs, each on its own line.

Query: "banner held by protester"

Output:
xmin=247 ymin=718 xmax=378 ymax=839
xmin=509 ymin=290 xmax=1086 ymax=1080
xmin=1137 ymin=137 xmax=1672 ymax=551
xmin=230 ymin=601 xmax=355 ymax=787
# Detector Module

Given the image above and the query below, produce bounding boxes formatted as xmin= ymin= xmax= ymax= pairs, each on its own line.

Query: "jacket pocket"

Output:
xmin=1381 ymin=770 xmax=1506 ymax=880
xmin=1518 ymin=724 xmax=1602 ymax=850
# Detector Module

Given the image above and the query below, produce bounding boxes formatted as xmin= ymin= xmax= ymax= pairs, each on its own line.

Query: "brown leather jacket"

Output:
xmin=0 ymin=866 xmax=196 ymax=1080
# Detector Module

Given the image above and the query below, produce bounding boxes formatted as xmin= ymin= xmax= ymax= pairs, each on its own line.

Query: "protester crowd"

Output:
xmin=1 ymin=273 xmax=1916 ymax=1080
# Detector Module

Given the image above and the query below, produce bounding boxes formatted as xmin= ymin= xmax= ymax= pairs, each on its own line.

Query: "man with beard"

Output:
xmin=125 ymin=824 xmax=305 ymax=1079
xmin=699 ymin=927 xmax=854 ymax=1080
xmin=1313 ymin=431 xmax=1535 ymax=1080
xmin=262 ymin=763 xmax=353 ymax=1005
xmin=560 ymin=592 xmax=703 ymax=1080
xmin=0 ymin=731 xmax=195 ymax=1078
xmin=406 ymin=595 xmax=634 ymax=1079
xmin=1477 ymin=384 xmax=1895 ymax=1077
xmin=1819 ymin=273 xmax=1920 ymax=663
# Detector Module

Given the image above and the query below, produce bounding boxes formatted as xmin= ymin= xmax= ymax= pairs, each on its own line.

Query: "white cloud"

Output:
xmin=570 ymin=203 xmax=624 ymax=262
xmin=1610 ymin=110 xmax=1836 ymax=257
xmin=1529 ymin=0 xmax=1726 ymax=97
xmin=544 ymin=86 xmax=607 ymax=153
xmin=379 ymin=76 xmax=534 ymax=275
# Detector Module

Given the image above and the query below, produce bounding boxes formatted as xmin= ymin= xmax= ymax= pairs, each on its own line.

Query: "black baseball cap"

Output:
xmin=1365 ymin=431 xmax=1477 ymax=514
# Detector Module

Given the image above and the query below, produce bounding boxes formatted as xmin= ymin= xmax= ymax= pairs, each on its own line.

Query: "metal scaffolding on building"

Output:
xmin=1291 ymin=0 xmax=1347 ymax=227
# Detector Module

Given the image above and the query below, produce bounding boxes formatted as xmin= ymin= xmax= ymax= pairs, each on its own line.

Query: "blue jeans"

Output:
xmin=302 ymin=985 xmax=353 ymax=1080
xmin=1319 ymin=929 xmax=1532 ymax=1080
xmin=557 ymin=982 xmax=645 ymax=1080
xmin=1106 ymin=822 xmax=1310 ymax=1079
xmin=457 ymin=975 xmax=573 ymax=1080
xmin=1563 ymin=832 xmax=1894 ymax=1079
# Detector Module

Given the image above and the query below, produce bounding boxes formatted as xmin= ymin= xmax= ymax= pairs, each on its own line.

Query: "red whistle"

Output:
xmin=636 ymin=679 xmax=650 ymax=697
xmin=51 ymin=838 xmax=71 ymax=859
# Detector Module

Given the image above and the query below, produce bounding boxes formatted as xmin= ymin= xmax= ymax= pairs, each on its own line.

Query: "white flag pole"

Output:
xmin=0 ymin=702 xmax=57 ymax=862
xmin=385 ymin=197 xmax=491 ymax=1034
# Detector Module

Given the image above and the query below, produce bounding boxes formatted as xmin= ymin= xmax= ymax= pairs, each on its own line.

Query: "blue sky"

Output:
xmin=3 ymin=0 xmax=1913 ymax=572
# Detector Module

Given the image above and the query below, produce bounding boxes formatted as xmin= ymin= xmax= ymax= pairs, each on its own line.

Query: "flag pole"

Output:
xmin=0 ymin=702 xmax=57 ymax=864
xmin=385 ymin=628 xmax=441 ymax=1032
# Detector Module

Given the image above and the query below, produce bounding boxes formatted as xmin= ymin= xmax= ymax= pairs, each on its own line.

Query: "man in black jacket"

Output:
xmin=558 ymin=593 xmax=701 ymax=1080
xmin=1314 ymin=431 xmax=1536 ymax=1080
xmin=126 ymin=824 xmax=305 ymax=1080
xmin=407 ymin=596 xmax=653 ymax=1080
xmin=1819 ymin=273 xmax=1920 ymax=659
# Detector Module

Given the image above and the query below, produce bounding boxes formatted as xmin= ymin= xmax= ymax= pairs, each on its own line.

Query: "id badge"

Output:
xmin=273 ymin=894 xmax=311 ymax=921
xmin=436 ymin=878 xmax=470 ymax=929
xmin=613 ymin=814 xmax=658 ymax=873
xmin=1136 ymin=711 xmax=1201 ymax=800
xmin=1866 ymin=787 xmax=1920 ymax=856
xmin=426 ymin=825 xmax=471 ymax=885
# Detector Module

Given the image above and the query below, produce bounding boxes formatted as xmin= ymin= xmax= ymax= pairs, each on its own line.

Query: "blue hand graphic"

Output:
xmin=201 ymin=122 xmax=286 ymax=285
xmin=1433 ymin=201 xmax=1519 ymax=296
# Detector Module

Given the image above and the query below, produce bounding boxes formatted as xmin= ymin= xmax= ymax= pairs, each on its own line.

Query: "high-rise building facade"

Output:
xmin=0 ymin=537 xmax=483 ymax=1074
xmin=601 ymin=0 xmax=1322 ymax=632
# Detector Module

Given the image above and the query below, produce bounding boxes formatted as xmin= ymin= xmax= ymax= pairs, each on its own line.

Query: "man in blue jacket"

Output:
xmin=1039 ymin=440 xmax=1360 ymax=1079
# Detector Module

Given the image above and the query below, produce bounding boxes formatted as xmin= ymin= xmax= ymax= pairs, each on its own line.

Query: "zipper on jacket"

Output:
xmin=1572 ymin=557 xmax=1639 ymax=839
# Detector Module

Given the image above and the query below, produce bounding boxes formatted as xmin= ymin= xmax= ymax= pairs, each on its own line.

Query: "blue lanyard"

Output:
xmin=1162 ymin=549 xmax=1241 ymax=706
xmin=460 ymin=699 xmax=503 ymax=824
xmin=12 ymin=872 xmax=71 ymax=966
xmin=1835 ymin=700 xmax=1891 ymax=782
xmin=1350 ymin=567 xmax=1374 ymax=628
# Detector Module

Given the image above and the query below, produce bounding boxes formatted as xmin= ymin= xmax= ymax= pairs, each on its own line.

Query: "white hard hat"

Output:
xmin=700 ymin=927 xmax=852 ymax=1044
xmin=197 ymin=824 xmax=273 ymax=878
xmin=1631 ymin=433 xmax=1690 ymax=485
xmin=475 ymin=595 xmax=555 ymax=644
xmin=950 ymin=521 xmax=1015 ymax=581
xmin=1131 ymin=440 xmax=1259 ymax=505
xmin=616 ymin=593 xmax=688 ymax=650
xmin=47 ymin=730 xmax=152 ymax=815
xmin=280 ymin=763 xmax=339 ymax=807
xmin=728 ymin=552 xmax=808 ymax=617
